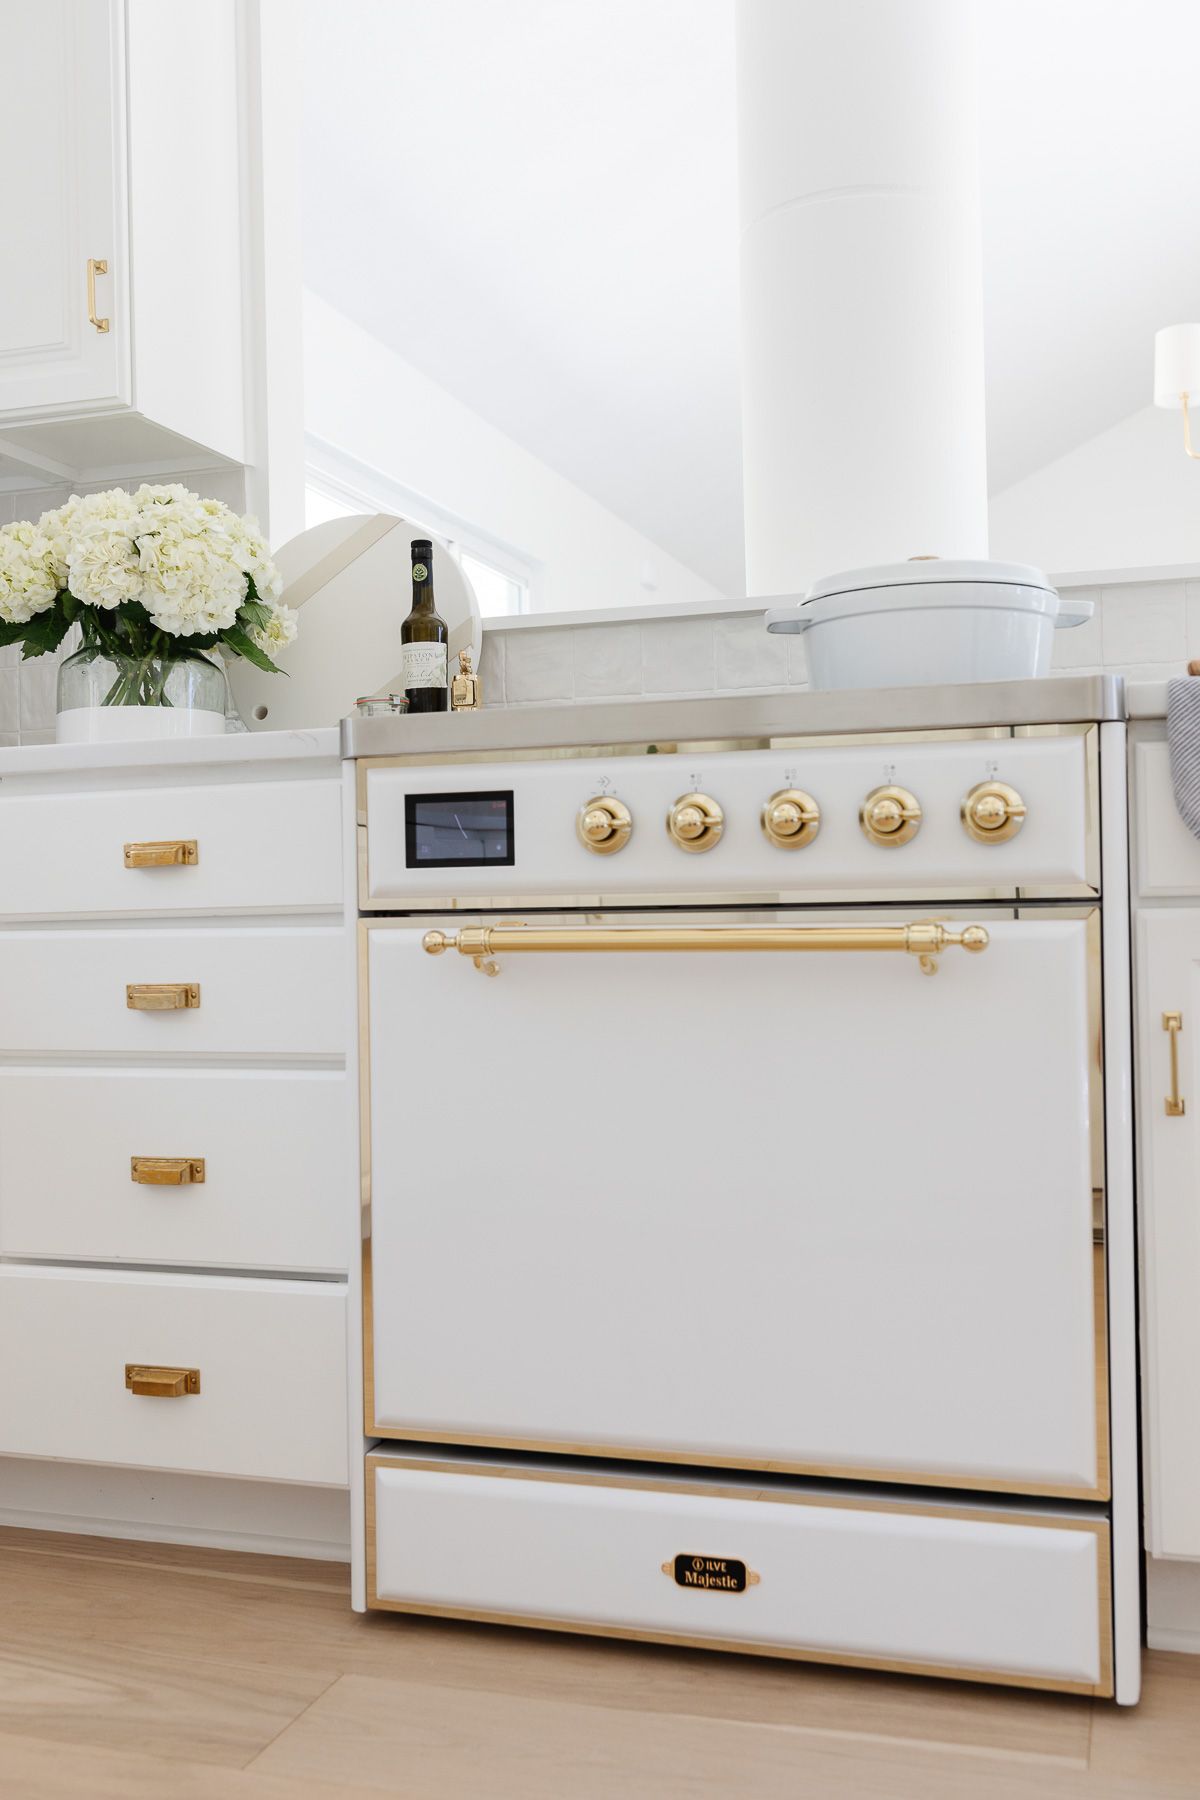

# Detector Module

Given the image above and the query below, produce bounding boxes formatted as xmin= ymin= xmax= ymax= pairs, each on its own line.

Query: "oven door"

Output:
xmin=363 ymin=908 xmax=1105 ymax=1499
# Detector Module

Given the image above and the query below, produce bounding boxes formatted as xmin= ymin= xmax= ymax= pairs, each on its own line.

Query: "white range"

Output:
xmin=344 ymin=676 xmax=1139 ymax=1703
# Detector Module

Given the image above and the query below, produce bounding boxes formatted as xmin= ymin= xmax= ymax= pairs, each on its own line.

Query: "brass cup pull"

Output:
xmin=130 ymin=1156 xmax=205 ymax=1186
xmin=1163 ymin=1011 xmax=1185 ymax=1116
xmin=125 ymin=1364 xmax=200 ymax=1398
xmin=126 ymin=983 xmax=200 ymax=1011
xmin=87 ymin=257 xmax=110 ymax=333
xmin=124 ymin=840 xmax=198 ymax=868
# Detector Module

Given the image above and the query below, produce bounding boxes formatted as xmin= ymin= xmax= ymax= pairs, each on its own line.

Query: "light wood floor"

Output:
xmin=0 ymin=1527 xmax=1197 ymax=1798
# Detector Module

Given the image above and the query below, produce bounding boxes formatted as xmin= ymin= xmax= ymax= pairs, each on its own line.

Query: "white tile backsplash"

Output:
xmin=715 ymin=614 xmax=791 ymax=690
xmin=1100 ymin=582 xmax=1187 ymax=668
xmin=503 ymin=626 xmax=576 ymax=704
xmin=0 ymin=668 xmax=19 ymax=735
xmin=573 ymin=623 xmax=643 ymax=699
xmin=486 ymin=575 xmax=1198 ymax=716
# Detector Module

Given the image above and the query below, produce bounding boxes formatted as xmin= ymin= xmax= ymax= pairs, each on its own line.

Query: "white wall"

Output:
xmin=990 ymin=406 xmax=1200 ymax=575
xmin=304 ymin=293 xmax=722 ymax=615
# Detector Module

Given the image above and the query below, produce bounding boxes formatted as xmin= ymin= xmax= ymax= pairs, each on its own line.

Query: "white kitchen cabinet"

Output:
xmin=0 ymin=0 xmax=249 ymax=484
xmin=1137 ymin=907 xmax=1200 ymax=1558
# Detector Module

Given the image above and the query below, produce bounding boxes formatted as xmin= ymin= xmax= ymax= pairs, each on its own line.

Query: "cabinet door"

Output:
xmin=1138 ymin=909 xmax=1200 ymax=1556
xmin=0 ymin=0 xmax=126 ymax=416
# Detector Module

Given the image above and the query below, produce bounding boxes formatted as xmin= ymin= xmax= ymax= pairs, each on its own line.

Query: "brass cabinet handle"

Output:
xmin=126 ymin=983 xmax=200 ymax=1011
xmin=1164 ymin=1011 xmax=1186 ymax=1116
xmin=130 ymin=1156 xmax=205 ymax=1186
xmin=124 ymin=1364 xmax=200 ymax=1397
xmin=423 ymin=921 xmax=989 ymax=978
xmin=124 ymin=840 xmax=198 ymax=868
xmin=87 ymin=257 xmax=110 ymax=333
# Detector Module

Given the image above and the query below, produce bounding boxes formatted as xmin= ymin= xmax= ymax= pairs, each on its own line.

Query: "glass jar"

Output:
xmin=56 ymin=649 xmax=228 ymax=744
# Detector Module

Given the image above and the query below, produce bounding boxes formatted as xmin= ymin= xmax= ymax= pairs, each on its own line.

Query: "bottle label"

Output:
xmin=412 ymin=563 xmax=429 ymax=582
xmin=402 ymin=643 xmax=447 ymax=689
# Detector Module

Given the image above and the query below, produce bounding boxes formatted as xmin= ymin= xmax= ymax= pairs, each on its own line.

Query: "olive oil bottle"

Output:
xmin=400 ymin=538 xmax=448 ymax=713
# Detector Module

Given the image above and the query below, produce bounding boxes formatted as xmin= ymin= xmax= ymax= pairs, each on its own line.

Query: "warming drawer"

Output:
xmin=367 ymin=1451 xmax=1112 ymax=1695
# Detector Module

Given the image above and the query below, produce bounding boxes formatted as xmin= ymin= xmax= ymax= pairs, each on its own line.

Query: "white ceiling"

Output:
xmin=303 ymin=0 xmax=1200 ymax=595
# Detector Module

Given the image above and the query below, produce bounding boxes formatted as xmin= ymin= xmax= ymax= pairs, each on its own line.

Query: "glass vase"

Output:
xmin=56 ymin=649 xmax=228 ymax=744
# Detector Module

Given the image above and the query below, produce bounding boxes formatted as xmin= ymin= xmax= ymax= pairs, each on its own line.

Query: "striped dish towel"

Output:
xmin=1168 ymin=677 xmax=1200 ymax=837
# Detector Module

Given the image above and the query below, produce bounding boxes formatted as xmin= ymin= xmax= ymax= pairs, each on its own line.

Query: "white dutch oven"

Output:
xmin=765 ymin=559 xmax=1092 ymax=690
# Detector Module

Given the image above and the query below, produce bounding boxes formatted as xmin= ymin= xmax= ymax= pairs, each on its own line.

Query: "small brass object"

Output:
xmin=1163 ymin=1011 xmax=1185 ymax=1116
xmin=124 ymin=1364 xmax=200 ymax=1397
xmin=961 ymin=781 xmax=1026 ymax=844
xmin=860 ymin=784 xmax=922 ymax=847
xmin=87 ymin=257 xmax=109 ymax=333
xmin=130 ymin=1156 xmax=205 ymax=1186
xmin=667 ymin=791 xmax=724 ymax=853
xmin=124 ymin=840 xmax=198 ymax=868
xmin=126 ymin=983 xmax=201 ymax=1011
xmin=761 ymin=787 xmax=821 ymax=850
xmin=577 ymin=795 xmax=632 ymax=855
xmin=450 ymin=648 xmax=482 ymax=710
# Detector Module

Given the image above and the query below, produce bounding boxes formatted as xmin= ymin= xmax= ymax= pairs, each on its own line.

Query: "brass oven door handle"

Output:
xmin=124 ymin=840 xmax=198 ymax=868
xmin=124 ymin=1365 xmax=200 ymax=1397
xmin=87 ymin=257 xmax=110 ymax=333
xmin=130 ymin=1157 xmax=205 ymax=1186
xmin=1163 ymin=1011 xmax=1185 ymax=1116
xmin=423 ymin=921 xmax=990 ymax=978
xmin=126 ymin=983 xmax=201 ymax=1011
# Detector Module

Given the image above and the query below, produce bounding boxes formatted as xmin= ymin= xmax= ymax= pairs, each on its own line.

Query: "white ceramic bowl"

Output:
xmin=765 ymin=559 xmax=1092 ymax=690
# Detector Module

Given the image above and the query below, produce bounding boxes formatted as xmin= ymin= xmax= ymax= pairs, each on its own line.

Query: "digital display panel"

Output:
xmin=404 ymin=791 xmax=515 ymax=869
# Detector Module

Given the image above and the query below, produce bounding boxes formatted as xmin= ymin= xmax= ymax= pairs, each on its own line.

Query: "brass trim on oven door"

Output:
xmin=363 ymin=1451 xmax=1114 ymax=1699
xmin=359 ymin=905 xmax=1111 ymax=1504
xmin=355 ymin=723 xmax=1101 ymax=913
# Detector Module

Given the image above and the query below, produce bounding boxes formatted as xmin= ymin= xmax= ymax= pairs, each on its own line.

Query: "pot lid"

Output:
xmin=806 ymin=557 xmax=1055 ymax=603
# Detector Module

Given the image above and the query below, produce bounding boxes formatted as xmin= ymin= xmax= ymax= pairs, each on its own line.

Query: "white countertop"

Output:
xmin=0 ymin=727 xmax=341 ymax=780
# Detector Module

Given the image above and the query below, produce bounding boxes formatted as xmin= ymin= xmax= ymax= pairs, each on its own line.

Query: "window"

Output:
xmin=303 ymin=442 xmax=534 ymax=617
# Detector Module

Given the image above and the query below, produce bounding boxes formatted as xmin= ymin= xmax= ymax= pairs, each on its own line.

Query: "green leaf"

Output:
xmin=19 ymin=609 xmax=73 ymax=658
xmin=222 ymin=624 xmax=283 ymax=676
xmin=0 ymin=619 xmax=29 ymax=647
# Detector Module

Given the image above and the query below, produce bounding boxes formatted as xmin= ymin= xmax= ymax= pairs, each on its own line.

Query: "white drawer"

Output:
xmin=368 ymin=1452 xmax=1112 ymax=1696
xmin=0 ymin=1068 xmax=348 ymax=1272
xmin=0 ymin=778 xmax=341 ymax=921
xmin=0 ymin=1267 xmax=348 ymax=1485
xmin=0 ymin=926 xmax=346 ymax=1057
xmin=1135 ymin=740 xmax=1200 ymax=896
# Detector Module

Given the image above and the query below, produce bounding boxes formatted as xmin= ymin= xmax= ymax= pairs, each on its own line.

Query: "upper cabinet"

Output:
xmin=0 ymin=0 xmax=270 ymax=499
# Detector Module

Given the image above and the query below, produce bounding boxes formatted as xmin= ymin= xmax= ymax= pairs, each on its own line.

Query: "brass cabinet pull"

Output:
xmin=1163 ymin=1011 xmax=1186 ymax=1116
xmin=130 ymin=1156 xmax=205 ymax=1186
xmin=87 ymin=257 xmax=110 ymax=333
xmin=124 ymin=1364 xmax=200 ymax=1397
xmin=124 ymin=840 xmax=198 ymax=868
xmin=126 ymin=983 xmax=200 ymax=1011
xmin=423 ymin=921 xmax=989 ymax=979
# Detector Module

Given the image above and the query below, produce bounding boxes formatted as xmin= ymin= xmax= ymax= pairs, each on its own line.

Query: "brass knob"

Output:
xmin=762 ymin=788 xmax=820 ymax=849
xmin=961 ymin=781 xmax=1026 ymax=844
xmin=577 ymin=795 xmax=632 ymax=855
xmin=667 ymin=792 xmax=724 ymax=853
xmin=860 ymin=786 xmax=922 ymax=847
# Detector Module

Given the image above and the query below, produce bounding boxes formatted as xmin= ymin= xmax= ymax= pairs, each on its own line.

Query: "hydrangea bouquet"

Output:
xmin=0 ymin=483 xmax=297 ymax=711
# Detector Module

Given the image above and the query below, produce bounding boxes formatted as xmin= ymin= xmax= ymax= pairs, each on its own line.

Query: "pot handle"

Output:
xmin=1054 ymin=595 xmax=1095 ymax=630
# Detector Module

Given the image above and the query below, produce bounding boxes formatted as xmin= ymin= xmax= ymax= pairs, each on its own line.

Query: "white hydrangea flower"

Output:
xmin=138 ymin=518 xmax=246 ymax=636
xmin=227 ymin=512 xmax=283 ymax=602
xmin=251 ymin=600 xmax=298 ymax=657
xmin=60 ymin=488 xmax=146 ymax=609
xmin=0 ymin=520 xmax=61 ymax=624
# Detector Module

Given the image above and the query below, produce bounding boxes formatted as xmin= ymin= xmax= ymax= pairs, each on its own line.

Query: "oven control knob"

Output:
xmin=962 ymin=781 xmax=1026 ymax=844
xmin=577 ymin=795 xmax=632 ymax=855
xmin=860 ymin=785 xmax=922 ymax=847
xmin=667 ymin=791 xmax=724 ymax=853
xmin=762 ymin=788 xmax=821 ymax=849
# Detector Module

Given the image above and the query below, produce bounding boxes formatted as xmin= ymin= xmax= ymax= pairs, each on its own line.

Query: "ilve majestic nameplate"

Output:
xmin=662 ymin=1554 xmax=759 ymax=1592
